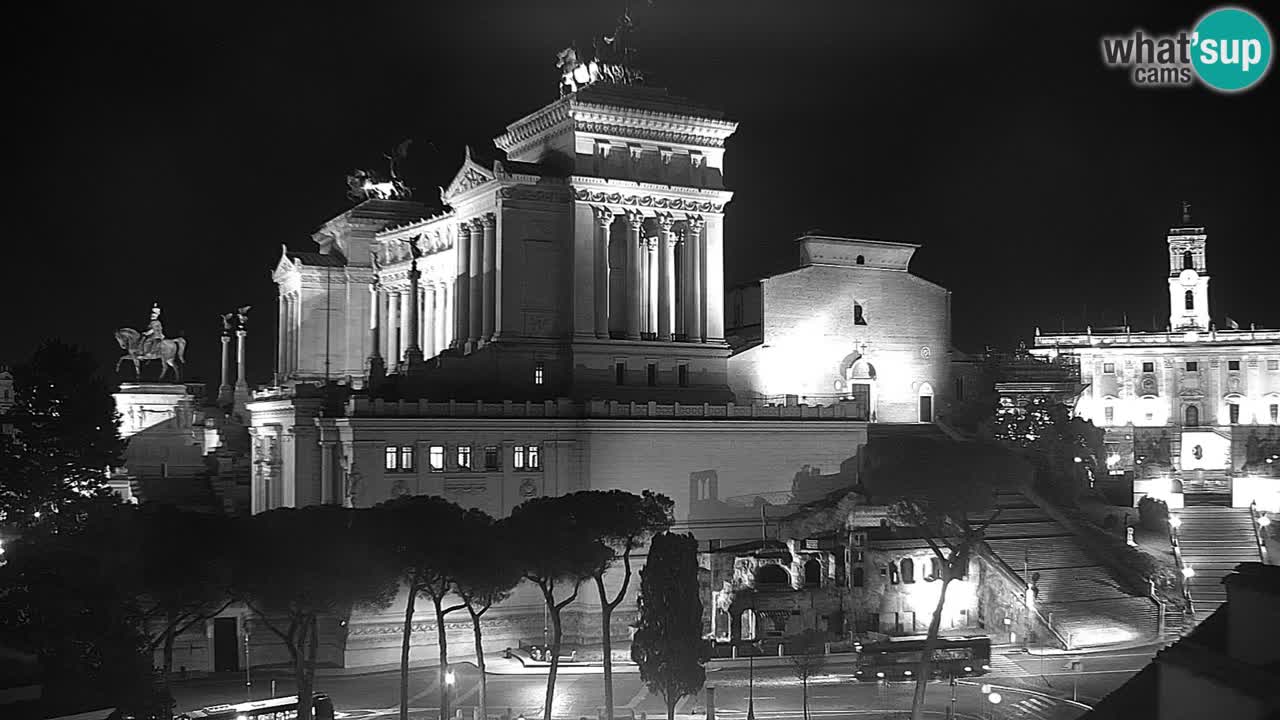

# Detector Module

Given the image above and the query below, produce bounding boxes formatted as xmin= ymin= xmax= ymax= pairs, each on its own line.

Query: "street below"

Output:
xmin=170 ymin=642 xmax=1162 ymax=720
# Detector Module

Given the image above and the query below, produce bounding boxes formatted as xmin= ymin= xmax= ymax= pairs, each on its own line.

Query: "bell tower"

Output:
xmin=1167 ymin=201 xmax=1210 ymax=331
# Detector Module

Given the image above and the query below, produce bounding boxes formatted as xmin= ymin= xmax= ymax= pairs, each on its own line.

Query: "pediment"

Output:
xmin=271 ymin=245 xmax=299 ymax=282
xmin=442 ymin=147 xmax=495 ymax=203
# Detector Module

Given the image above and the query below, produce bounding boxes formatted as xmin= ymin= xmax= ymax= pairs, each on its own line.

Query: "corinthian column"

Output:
xmin=704 ymin=215 xmax=726 ymax=342
xmin=219 ymin=331 xmax=232 ymax=405
xmin=646 ymin=237 xmax=659 ymax=337
xmin=276 ymin=295 xmax=286 ymax=380
xmin=404 ymin=252 xmax=424 ymax=371
xmin=626 ymin=212 xmax=643 ymax=340
xmin=367 ymin=282 xmax=385 ymax=386
xmin=387 ymin=289 xmax=400 ymax=364
xmin=423 ymin=285 xmax=436 ymax=358
xmin=481 ymin=213 xmax=497 ymax=341
xmin=468 ymin=218 xmax=484 ymax=348
xmin=399 ymin=288 xmax=413 ymax=365
xmin=594 ymin=207 xmax=614 ymax=338
xmin=686 ymin=216 xmax=705 ymax=343
xmin=658 ymin=215 xmax=676 ymax=341
xmin=454 ymin=223 xmax=471 ymax=349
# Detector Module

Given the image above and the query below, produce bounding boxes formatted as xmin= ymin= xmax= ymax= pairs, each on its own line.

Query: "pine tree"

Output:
xmin=630 ymin=532 xmax=709 ymax=720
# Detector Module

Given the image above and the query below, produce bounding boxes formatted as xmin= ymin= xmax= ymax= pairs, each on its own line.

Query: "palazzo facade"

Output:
xmin=1031 ymin=212 xmax=1280 ymax=509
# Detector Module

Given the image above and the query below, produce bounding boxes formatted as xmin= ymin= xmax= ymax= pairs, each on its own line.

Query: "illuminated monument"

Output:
xmin=1031 ymin=204 xmax=1280 ymax=510
xmin=240 ymin=24 xmax=958 ymax=669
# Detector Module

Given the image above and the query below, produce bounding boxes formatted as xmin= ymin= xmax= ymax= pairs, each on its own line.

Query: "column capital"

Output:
xmin=627 ymin=211 xmax=645 ymax=230
xmin=470 ymin=216 xmax=486 ymax=232
xmin=480 ymin=212 xmax=497 ymax=229
xmin=685 ymin=214 xmax=706 ymax=233
xmin=593 ymin=205 xmax=615 ymax=228
xmin=458 ymin=221 xmax=473 ymax=237
xmin=657 ymin=213 xmax=677 ymax=232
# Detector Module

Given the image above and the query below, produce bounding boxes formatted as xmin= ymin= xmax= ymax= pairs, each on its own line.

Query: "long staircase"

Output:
xmin=975 ymin=492 xmax=1161 ymax=648
xmin=1175 ymin=505 xmax=1262 ymax=621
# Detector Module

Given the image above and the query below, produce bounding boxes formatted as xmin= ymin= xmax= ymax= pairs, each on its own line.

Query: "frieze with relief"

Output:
xmin=573 ymin=189 xmax=723 ymax=213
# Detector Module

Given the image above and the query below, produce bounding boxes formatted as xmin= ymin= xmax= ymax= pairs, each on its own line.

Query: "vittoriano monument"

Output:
xmin=115 ymin=303 xmax=187 ymax=381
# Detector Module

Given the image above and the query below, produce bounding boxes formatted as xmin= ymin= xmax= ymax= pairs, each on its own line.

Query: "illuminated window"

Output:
xmin=386 ymin=446 xmax=414 ymax=472
xmin=1104 ymin=407 xmax=1114 ymax=424
xmin=900 ymin=558 xmax=915 ymax=584
xmin=1103 ymin=363 xmax=1115 ymax=374
xmin=615 ymin=362 xmax=626 ymax=386
xmin=1186 ymin=361 xmax=1198 ymax=372
xmin=647 ymin=363 xmax=657 ymax=387
xmin=534 ymin=361 xmax=545 ymax=385
xmin=1228 ymin=360 xmax=1240 ymax=371
xmin=514 ymin=445 xmax=542 ymax=470
xmin=678 ymin=364 xmax=689 ymax=387
xmin=457 ymin=446 xmax=472 ymax=470
xmin=399 ymin=446 xmax=415 ymax=471
xmin=1185 ymin=290 xmax=1194 ymax=310
xmin=1229 ymin=404 xmax=1240 ymax=424
xmin=385 ymin=446 xmax=398 ymax=471
xmin=429 ymin=446 xmax=445 ymax=471
xmin=854 ymin=303 xmax=867 ymax=325
xmin=1142 ymin=361 xmax=1154 ymax=372
xmin=484 ymin=446 xmax=500 ymax=470
xmin=888 ymin=564 xmax=900 ymax=585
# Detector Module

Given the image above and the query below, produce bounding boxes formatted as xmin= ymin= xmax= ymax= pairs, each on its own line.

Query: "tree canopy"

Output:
xmin=631 ymin=532 xmax=708 ymax=720
xmin=0 ymin=341 xmax=124 ymax=530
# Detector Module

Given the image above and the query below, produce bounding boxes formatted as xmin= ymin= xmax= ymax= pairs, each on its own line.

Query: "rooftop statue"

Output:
xmin=557 ymin=6 xmax=645 ymax=96
xmin=115 ymin=303 xmax=187 ymax=382
xmin=346 ymin=139 xmax=414 ymax=201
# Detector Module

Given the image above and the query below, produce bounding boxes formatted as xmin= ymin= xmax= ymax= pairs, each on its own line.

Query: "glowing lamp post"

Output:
xmin=1182 ymin=565 xmax=1195 ymax=579
xmin=1258 ymin=514 xmax=1271 ymax=528
xmin=1169 ymin=514 xmax=1182 ymax=529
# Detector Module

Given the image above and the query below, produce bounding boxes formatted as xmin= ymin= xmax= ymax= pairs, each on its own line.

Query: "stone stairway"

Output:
xmin=1175 ymin=506 xmax=1261 ymax=620
xmin=973 ymin=491 xmax=1161 ymax=648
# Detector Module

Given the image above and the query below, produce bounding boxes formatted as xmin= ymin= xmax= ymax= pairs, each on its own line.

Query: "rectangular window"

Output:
xmin=534 ymin=361 xmax=545 ymax=385
xmin=429 ymin=446 xmax=445 ymax=471
xmin=1142 ymin=361 xmax=1154 ymax=373
xmin=1103 ymin=362 xmax=1115 ymax=374
xmin=1270 ymin=359 xmax=1280 ymax=371
xmin=615 ymin=362 xmax=626 ymax=385
xmin=527 ymin=444 xmax=541 ymax=469
xmin=457 ymin=446 xmax=472 ymax=470
xmin=1228 ymin=360 xmax=1240 ymax=371
xmin=678 ymin=364 xmax=689 ymax=387
xmin=954 ymin=377 xmax=964 ymax=401
xmin=484 ymin=446 xmax=499 ymax=470
xmin=399 ymin=446 xmax=415 ymax=471
xmin=1229 ymin=404 xmax=1240 ymax=424
xmin=647 ymin=363 xmax=657 ymax=387
xmin=514 ymin=445 xmax=525 ymax=470
xmin=385 ymin=446 xmax=398 ymax=471
xmin=1186 ymin=361 xmax=1198 ymax=372
xmin=1104 ymin=407 xmax=1114 ymax=424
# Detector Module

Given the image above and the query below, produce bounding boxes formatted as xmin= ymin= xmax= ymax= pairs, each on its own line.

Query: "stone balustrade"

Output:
xmin=1035 ymin=328 xmax=1280 ymax=347
xmin=343 ymin=397 xmax=870 ymax=420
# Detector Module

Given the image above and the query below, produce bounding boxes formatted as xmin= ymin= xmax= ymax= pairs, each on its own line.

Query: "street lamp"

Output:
xmin=1182 ymin=565 xmax=1195 ymax=579
xmin=1169 ymin=514 xmax=1182 ymax=529
xmin=1258 ymin=514 xmax=1271 ymax=528
xmin=444 ymin=667 xmax=456 ymax=720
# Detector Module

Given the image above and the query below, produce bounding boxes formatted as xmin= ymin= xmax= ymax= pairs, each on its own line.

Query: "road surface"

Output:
xmin=170 ymin=644 xmax=1163 ymax=720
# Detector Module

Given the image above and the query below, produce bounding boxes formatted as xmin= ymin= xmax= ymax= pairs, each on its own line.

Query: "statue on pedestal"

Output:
xmin=115 ymin=303 xmax=187 ymax=382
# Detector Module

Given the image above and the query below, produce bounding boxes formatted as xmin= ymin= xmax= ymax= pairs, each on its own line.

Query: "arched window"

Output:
xmin=1185 ymin=290 xmax=1194 ymax=310
xmin=854 ymin=303 xmax=867 ymax=325
xmin=928 ymin=557 xmax=943 ymax=582
xmin=1183 ymin=250 xmax=1194 ymax=270
xmin=804 ymin=558 xmax=821 ymax=587
xmin=856 ymin=255 xmax=865 ymax=265
xmin=1185 ymin=404 xmax=1199 ymax=427
xmin=754 ymin=564 xmax=789 ymax=587
xmin=900 ymin=558 xmax=915 ymax=583
xmin=852 ymin=566 xmax=865 ymax=588
xmin=888 ymin=563 xmax=900 ymax=585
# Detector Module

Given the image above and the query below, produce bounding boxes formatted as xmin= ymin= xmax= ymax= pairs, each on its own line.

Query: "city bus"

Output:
xmin=176 ymin=695 xmax=335 ymax=720
xmin=853 ymin=635 xmax=991 ymax=681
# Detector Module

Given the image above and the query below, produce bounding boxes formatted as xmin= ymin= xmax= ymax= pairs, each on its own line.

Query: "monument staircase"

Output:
xmin=1178 ymin=469 xmax=1233 ymax=507
xmin=974 ymin=491 xmax=1161 ymax=647
xmin=1174 ymin=505 xmax=1261 ymax=621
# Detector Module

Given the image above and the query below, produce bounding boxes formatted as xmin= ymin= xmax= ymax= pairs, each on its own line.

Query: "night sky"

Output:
xmin=9 ymin=1 xmax=1278 ymax=389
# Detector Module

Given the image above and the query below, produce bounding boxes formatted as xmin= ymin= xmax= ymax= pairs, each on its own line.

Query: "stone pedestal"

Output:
xmin=113 ymin=383 xmax=206 ymax=480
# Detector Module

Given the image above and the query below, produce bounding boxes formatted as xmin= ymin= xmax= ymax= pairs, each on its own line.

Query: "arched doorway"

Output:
xmin=844 ymin=356 xmax=877 ymax=421
xmin=918 ymin=382 xmax=935 ymax=423
xmin=755 ymin=563 xmax=790 ymax=588
xmin=1185 ymin=404 xmax=1199 ymax=427
xmin=803 ymin=558 xmax=821 ymax=587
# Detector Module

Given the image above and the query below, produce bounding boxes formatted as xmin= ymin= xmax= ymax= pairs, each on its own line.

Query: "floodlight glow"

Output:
xmin=1169 ymin=515 xmax=1182 ymax=528
xmin=445 ymin=670 xmax=456 ymax=686
xmin=982 ymin=664 xmax=990 ymax=670
xmin=988 ymin=692 xmax=1002 ymax=705
xmin=980 ymin=684 xmax=992 ymax=694
xmin=904 ymin=670 xmax=912 ymax=676
xmin=876 ymin=672 xmax=885 ymax=678
xmin=1182 ymin=565 xmax=1195 ymax=578
xmin=1258 ymin=515 xmax=1271 ymax=528
xmin=963 ymin=666 xmax=972 ymax=672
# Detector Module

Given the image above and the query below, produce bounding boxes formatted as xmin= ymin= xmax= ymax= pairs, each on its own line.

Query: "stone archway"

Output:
xmin=839 ymin=352 xmax=878 ymax=421
xmin=918 ymin=382 xmax=935 ymax=423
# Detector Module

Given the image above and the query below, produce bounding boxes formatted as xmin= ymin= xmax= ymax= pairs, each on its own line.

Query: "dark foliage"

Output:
xmin=631 ymin=532 xmax=709 ymax=720
xmin=1138 ymin=497 xmax=1170 ymax=531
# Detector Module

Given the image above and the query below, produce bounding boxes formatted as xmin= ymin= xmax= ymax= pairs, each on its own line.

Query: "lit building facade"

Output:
xmin=242 ymin=79 xmax=959 ymax=669
xmin=1032 ymin=212 xmax=1280 ymax=508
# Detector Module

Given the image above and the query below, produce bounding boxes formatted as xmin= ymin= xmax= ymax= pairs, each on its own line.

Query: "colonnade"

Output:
xmin=594 ymin=209 xmax=716 ymax=342
xmin=277 ymin=291 xmax=300 ymax=375
xmin=369 ymin=280 xmax=454 ymax=367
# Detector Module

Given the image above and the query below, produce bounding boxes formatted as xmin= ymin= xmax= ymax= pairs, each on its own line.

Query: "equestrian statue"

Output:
xmin=115 ymin=303 xmax=187 ymax=381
